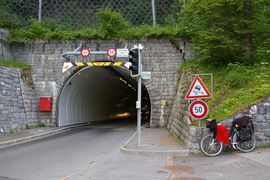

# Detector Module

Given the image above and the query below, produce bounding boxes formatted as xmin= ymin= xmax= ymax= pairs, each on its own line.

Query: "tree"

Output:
xmin=179 ymin=0 xmax=259 ymax=65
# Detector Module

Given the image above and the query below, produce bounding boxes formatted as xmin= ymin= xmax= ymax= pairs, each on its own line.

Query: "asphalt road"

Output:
xmin=0 ymin=119 xmax=137 ymax=180
xmin=1 ymin=119 xmax=270 ymax=180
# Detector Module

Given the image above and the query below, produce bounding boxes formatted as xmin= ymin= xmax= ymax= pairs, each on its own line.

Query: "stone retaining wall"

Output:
xmin=0 ymin=67 xmax=38 ymax=132
xmin=10 ymin=39 xmax=193 ymax=127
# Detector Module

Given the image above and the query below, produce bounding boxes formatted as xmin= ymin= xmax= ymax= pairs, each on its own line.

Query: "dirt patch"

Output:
xmin=165 ymin=156 xmax=205 ymax=180
xmin=160 ymin=134 xmax=180 ymax=145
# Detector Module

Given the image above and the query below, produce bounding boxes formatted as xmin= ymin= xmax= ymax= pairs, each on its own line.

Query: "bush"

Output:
xmin=97 ymin=9 xmax=130 ymax=38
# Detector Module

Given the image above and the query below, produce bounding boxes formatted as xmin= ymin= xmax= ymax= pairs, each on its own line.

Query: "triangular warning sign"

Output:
xmin=185 ymin=76 xmax=212 ymax=99
xmin=62 ymin=62 xmax=73 ymax=73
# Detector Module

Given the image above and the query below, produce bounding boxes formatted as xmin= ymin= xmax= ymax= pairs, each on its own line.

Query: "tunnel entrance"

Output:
xmin=58 ymin=66 xmax=151 ymax=127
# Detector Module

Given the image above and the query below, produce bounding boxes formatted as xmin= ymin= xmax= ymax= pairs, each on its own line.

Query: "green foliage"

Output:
xmin=0 ymin=8 xmax=23 ymax=28
xmin=179 ymin=0 xmax=253 ymax=66
xmin=225 ymin=63 xmax=251 ymax=88
xmin=0 ymin=59 xmax=31 ymax=69
xmin=181 ymin=60 xmax=270 ymax=123
xmin=9 ymin=18 xmax=184 ymax=44
xmin=97 ymin=9 xmax=130 ymax=38
xmin=253 ymin=0 xmax=270 ymax=63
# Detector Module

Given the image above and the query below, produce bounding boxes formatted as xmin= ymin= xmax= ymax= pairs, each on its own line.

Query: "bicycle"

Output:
xmin=200 ymin=119 xmax=256 ymax=157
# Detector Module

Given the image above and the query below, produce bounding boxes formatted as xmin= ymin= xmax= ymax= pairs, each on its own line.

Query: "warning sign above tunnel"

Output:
xmin=185 ymin=76 xmax=212 ymax=99
xmin=62 ymin=62 xmax=73 ymax=73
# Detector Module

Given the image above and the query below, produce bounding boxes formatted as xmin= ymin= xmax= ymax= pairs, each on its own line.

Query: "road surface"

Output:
xmin=0 ymin=119 xmax=137 ymax=180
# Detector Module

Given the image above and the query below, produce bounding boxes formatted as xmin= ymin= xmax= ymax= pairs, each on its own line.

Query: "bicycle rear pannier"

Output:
xmin=239 ymin=123 xmax=253 ymax=142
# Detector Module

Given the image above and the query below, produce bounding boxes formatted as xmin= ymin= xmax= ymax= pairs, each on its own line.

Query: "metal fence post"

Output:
xmin=151 ymin=0 xmax=156 ymax=26
xmin=38 ymin=0 xmax=42 ymax=21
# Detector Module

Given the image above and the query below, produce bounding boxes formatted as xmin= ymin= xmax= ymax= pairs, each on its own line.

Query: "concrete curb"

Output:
xmin=120 ymin=125 xmax=190 ymax=157
xmin=0 ymin=127 xmax=71 ymax=148
xmin=0 ymin=122 xmax=92 ymax=149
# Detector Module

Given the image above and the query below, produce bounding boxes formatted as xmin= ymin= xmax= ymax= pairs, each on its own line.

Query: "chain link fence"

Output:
xmin=0 ymin=0 xmax=180 ymax=29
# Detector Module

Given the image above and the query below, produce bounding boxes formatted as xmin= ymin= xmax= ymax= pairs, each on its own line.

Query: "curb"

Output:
xmin=120 ymin=125 xmax=190 ymax=157
xmin=0 ymin=127 xmax=71 ymax=148
xmin=0 ymin=122 xmax=92 ymax=149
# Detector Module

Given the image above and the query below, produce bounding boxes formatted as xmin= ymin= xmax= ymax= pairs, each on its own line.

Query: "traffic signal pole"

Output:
xmin=137 ymin=45 xmax=142 ymax=148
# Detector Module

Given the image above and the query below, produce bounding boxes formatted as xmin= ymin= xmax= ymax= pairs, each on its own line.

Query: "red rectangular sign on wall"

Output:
xmin=40 ymin=97 xmax=52 ymax=112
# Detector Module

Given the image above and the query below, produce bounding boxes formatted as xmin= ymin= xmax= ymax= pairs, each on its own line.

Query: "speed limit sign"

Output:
xmin=189 ymin=100 xmax=208 ymax=119
xmin=80 ymin=48 xmax=90 ymax=58
xmin=107 ymin=48 xmax=117 ymax=58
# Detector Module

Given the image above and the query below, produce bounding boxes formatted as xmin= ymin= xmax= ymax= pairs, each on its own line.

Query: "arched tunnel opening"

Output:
xmin=58 ymin=66 xmax=151 ymax=127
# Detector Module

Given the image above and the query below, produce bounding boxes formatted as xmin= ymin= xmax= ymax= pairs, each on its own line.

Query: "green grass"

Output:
xmin=0 ymin=59 xmax=31 ymax=69
xmin=180 ymin=60 xmax=270 ymax=124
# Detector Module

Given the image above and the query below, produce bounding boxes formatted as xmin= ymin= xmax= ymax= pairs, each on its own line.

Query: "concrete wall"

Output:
xmin=8 ymin=39 xmax=193 ymax=127
xmin=0 ymin=67 xmax=39 ymax=132
xmin=168 ymin=70 xmax=270 ymax=151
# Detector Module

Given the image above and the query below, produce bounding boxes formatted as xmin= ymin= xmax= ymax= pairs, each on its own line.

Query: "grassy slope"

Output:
xmin=180 ymin=60 xmax=270 ymax=124
xmin=0 ymin=59 xmax=30 ymax=69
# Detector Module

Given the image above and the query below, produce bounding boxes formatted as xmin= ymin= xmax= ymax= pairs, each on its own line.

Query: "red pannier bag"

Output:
xmin=216 ymin=125 xmax=229 ymax=145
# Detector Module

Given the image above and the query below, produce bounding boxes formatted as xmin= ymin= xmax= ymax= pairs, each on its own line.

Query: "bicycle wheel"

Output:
xmin=234 ymin=134 xmax=256 ymax=153
xmin=200 ymin=135 xmax=223 ymax=157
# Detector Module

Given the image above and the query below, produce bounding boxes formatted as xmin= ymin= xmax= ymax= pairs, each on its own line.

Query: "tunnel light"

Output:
xmin=119 ymin=78 xmax=127 ymax=84
xmin=116 ymin=112 xmax=130 ymax=118
xmin=110 ymin=112 xmax=131 ymax=118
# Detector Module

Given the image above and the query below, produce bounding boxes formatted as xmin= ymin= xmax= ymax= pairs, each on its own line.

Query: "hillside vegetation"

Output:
xmin=181 ymin=60 xmax=270 ymax=123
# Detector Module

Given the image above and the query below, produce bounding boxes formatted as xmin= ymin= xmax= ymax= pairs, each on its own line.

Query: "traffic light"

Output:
xmin=129 ymin=48 xmax=139 ymax=76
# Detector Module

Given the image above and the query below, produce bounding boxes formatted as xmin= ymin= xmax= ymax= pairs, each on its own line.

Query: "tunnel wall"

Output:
xmin=9 ymin=39 xmax=194 ymax=127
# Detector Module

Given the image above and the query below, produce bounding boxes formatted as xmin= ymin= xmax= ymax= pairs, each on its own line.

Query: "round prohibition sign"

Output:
xmin=107 ymin=48 xmax=117 ymax=58
xmin=80 ymin=48 xmax=90 ymax=58
xmin=189 ymin=100 xmax=208 ymax=119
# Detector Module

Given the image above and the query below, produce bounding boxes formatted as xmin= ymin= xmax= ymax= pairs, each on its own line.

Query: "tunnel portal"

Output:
xmin=58 ymin=66 xmax=151 ymax=126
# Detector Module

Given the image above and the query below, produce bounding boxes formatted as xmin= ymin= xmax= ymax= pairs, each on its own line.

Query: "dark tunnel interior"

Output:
xmin=58 ymin=66 xmax=151 ymax=126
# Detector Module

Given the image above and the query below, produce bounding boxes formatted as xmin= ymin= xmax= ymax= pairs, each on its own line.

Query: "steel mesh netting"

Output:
xmin=1 ymin=0 xmax=180 ymax=28
xmin=0 ymin=0 xmax=38 ymax=27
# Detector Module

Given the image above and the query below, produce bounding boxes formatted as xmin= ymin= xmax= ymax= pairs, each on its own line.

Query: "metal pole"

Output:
xmin=137 ymin=45 xmax=142 ymax=148
xmin=151 ymin=0 xmax=156 ymax=26
xmin=38 ymin=0 xmax=42 ymax=21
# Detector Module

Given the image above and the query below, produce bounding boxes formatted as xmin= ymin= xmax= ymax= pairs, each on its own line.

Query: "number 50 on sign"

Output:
xmin=189 ymin=100 xmax=209 ymax=119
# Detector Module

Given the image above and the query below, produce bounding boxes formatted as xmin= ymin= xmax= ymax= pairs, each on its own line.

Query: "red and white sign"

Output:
xmin=62 ymin=62 xmax=73 ymax=73
xmin=80 ymin=48 xmax=90 ymax=58
xmin=189 ymin=100 xmax=208 ymax=119
xmin=185 ymin=76 xmax=212 ymax=99
xmin=107 ymin=48 xmax=117 ymax=58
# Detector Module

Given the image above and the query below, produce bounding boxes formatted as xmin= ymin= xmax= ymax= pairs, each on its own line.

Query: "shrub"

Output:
xmin=97 ymin=9 xmax=130 ymax=38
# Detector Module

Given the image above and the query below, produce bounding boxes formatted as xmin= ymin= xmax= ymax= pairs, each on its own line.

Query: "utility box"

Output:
xmin=39 ymin=97 xmax=52 ymax=112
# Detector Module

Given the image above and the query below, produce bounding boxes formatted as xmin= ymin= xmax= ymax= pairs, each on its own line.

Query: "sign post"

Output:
xmin=136 ymin=44 xmax=144 ymax=148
